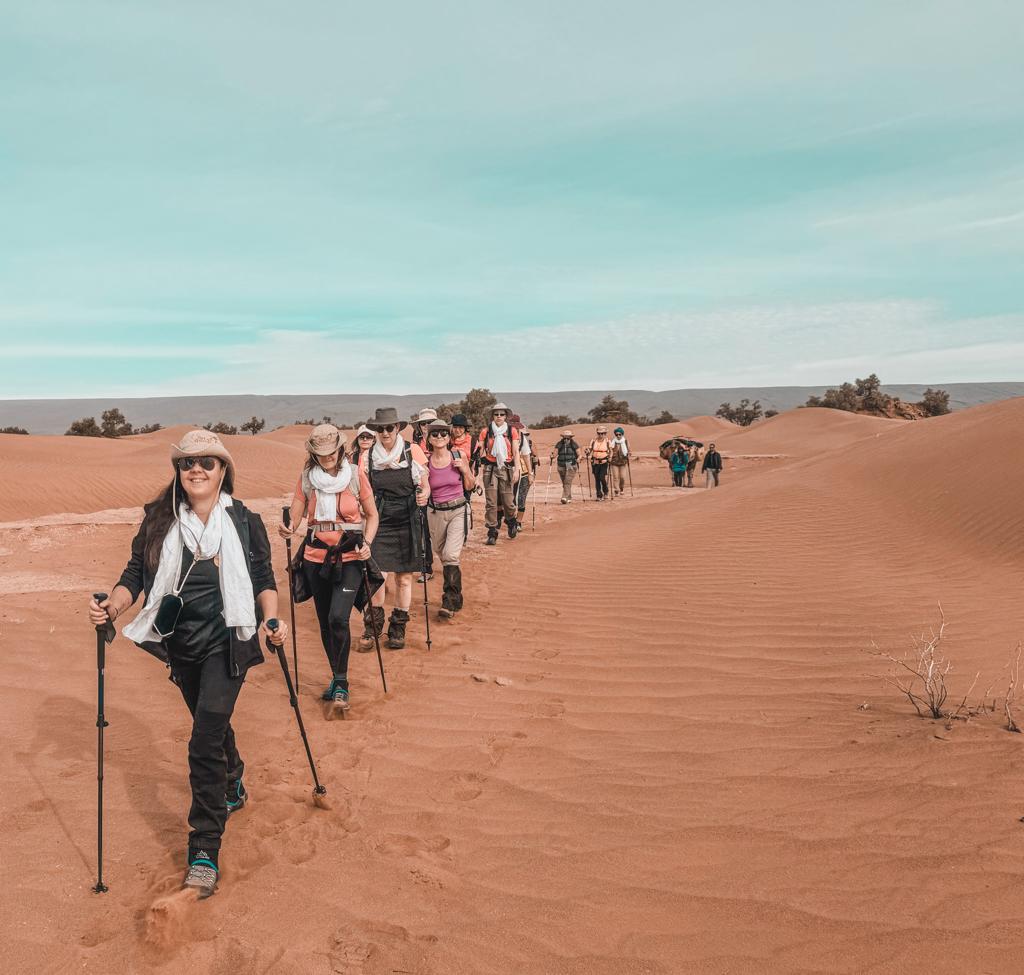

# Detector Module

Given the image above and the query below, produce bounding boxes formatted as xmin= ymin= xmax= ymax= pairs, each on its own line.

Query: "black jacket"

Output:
xmin=116 ymin=499 xmax=276 ymax=677
xmin=702 ymin=450 xmax=723 ymax=471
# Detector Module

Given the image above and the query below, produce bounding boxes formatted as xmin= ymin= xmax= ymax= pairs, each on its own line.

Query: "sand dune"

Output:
xmin=2 ymin=400 xmax=1023 ymax=973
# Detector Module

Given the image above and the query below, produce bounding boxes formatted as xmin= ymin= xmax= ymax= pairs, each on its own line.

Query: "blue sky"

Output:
xmin=2 ymin=1 xmax=1022 ymax=396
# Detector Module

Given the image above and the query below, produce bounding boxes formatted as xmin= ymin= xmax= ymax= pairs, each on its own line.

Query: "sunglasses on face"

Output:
xmin=381 ymin=424 xmax=397 ymax=433
xmin=177 ymin=456 xmax=218 ymax=472
xmin=358 ymin=434 xmax=374 ymax=440
xmin=429 ymin=430 xmax=449 ymax=438
xmin=493 ymin=412 xmax=507 ymax=416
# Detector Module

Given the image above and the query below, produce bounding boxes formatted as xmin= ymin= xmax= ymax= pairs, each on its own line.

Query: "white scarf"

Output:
xmin=309 ymin=461 xmax=353 ymax=521
xmin=371 ymin=436 xmax=425 ymax=484
xmin=123 ymin=492 xmax=257 ymax=646
xmin=613 ymin=435 xmax=628 ymax=458
xmin=372 ymin=437 xmax=408 ymax=470
xmin=491 ymin=422 xmax=510 ymax=464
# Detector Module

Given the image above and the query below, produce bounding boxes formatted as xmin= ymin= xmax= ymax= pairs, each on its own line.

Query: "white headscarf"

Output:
xmin=123 ymin=492 xmax=257 ymax=646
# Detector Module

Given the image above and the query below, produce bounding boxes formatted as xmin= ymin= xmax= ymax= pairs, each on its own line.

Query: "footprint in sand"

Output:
xmin=532 ymin=648 xmax=559 ymax=661
xmin=536 ymin=700 xmax=566 ymax=718
xmin=373 ymin=833 xmax=452 ymax=860
xmin=431 ymin=771 xmax=486 ymax=803
xmin=328 ymin=920 xmax=438 ymax=975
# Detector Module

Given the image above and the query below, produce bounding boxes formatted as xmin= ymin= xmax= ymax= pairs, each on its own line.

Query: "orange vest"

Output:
xmin=590 ymin=438 xmax=610 ymax=460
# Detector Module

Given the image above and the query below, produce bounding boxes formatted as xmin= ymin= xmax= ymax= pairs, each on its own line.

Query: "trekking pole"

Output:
xmin=91 ymin=592 xmax=115 ymax=894
xmin=626 ymin=457 xmax=634 ymax=497
xmin=576 ymin=466 xmax=587 ymax=502
xmin=359 ymin=561 xmax=388 ymax=693
xmin=265 ymin=619 xmax=328 ymax=805
xmin=282 ymin=506 xmax=300 ymax=694
xmin=584 ymin=458 xmax=593 ymax=498
xmin=544 ymin=457 xmax=553 ymax=504
xmin=419 ymin=509 xmax=432 ymax=651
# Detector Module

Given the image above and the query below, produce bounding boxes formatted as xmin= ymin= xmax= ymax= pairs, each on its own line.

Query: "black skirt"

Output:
xmin=370 ymin=466 xmax=423 ymax=574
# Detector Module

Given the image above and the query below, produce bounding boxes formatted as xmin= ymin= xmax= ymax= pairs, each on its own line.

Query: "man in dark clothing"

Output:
xmin=702 ymin=443 xmax=723 ymax=488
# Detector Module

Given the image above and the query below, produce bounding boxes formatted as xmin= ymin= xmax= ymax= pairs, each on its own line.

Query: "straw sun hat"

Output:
xmin=305 ymin=423 xmax=346 ymax=456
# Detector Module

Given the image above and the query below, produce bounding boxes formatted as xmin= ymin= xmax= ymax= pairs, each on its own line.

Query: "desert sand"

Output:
xmin=2 ymin=401 xmax=1023 ymax=974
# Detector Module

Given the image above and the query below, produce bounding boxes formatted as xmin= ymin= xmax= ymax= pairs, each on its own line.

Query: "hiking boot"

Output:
xmin=225 ymin=779 xmax=247 ymax=816
xmin=357 ymin=606 xmax=385 ymax=652
xmin=386 ymin=609 xmax=409 ymax=649
xmin=506 ymin=518 xmax=519 ymax=539
xmin=485 ymin=528 xmax=499 ymax=546
xmin=330 ymin=685 xmax=350 ymax=715
xmin=560 ymin=497 xmax=568 ymax=505
xmin=184 ymin=850 xmax=218 ymax=899
xmin=440 ymin=565 xmax=460 ymax=619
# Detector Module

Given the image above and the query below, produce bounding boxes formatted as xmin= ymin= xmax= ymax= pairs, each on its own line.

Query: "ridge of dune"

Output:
xmin=716 ymin=406 xmax=905 ymax=455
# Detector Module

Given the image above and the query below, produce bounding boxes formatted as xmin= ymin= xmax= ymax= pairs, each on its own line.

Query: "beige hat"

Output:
xmin=492 ymin=402 xmax=510 ymax=413
xmin=596 ymin=426 xmax=608 ymax=434
xmin=561 ymin=429 xmax=573 ymax=438
xmin=170 ymin=429 xmax=235 ymax=481
xmin=416 ymin=407 xmax=439 ymax=424
xmin=306 ymin=423 xmax=345 ymax=456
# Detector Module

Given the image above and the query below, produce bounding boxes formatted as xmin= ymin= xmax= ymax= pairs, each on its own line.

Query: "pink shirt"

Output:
xmin=427 ymin=456 xmax=464 ymax=504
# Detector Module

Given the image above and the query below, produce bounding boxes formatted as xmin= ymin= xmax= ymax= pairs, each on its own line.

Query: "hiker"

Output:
xmin=361 ymin=407 xmax=430 ymax=650
xmin=476 ymin=402 xmax=521 ymax=545
xmin=609 ymin=427 xmax=629 ymax=496
xmin=424 ymin=419 xmax=476 ymax=618
xmin=279 ymin=424 xmax=379 ymax=715
xmin=702 ymin=442 xmax=723 ymax=488
xmin=686 ymin=442 xmax=702 ymax=488
xmin=551 ymin=429 xmax=581 ymax=504
xmin=512 ymin=414 xmax=537 ymax=529
xmin=670 ymin=442 xmax=689 ymax=487
xmin=350 ymin=424 xmax=376 ymax=474
xmin=586 ymin=426 xmax=612 ymax=500
xmin=448 ymin=413 xmax=476 ymax=501
xmin=412 ymin=408 xmax=439 ymax=580
xmin=88 ymin=429 xmax=285 ymax=899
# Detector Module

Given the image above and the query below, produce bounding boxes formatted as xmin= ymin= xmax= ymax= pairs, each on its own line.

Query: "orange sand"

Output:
xmin=2 ymin=401 xmax=1023 ymax=973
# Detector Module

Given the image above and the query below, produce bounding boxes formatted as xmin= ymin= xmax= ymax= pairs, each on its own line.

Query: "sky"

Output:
xmin=2 ymin=1 xmax=1022 ymax=397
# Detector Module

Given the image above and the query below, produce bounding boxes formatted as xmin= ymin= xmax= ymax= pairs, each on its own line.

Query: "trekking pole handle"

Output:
xmin=282 ymin=506 xmax=291 ymax=529
xmin=93 ymin=592 xmax=115 ymax=645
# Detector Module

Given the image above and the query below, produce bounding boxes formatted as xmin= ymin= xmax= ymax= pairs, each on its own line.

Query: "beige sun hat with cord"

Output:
xmin=306 ymin=423 xmax=346 ymax=456
xmin=170 ymin=429 xmax=236 ymax=481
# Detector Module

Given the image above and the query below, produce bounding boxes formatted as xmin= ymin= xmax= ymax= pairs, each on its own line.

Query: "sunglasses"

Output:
xmin=429 ymin=430 xmax=450 ymax=438
xmin=177 ymin=456 xmax=218 ymax=472
xmin=493 ymin=411 xmax=507 ymax=416
xmin=381 ymin=424 xmax=397 ymax=433
xmin=358 ymin=433 xmax=374 ymax=440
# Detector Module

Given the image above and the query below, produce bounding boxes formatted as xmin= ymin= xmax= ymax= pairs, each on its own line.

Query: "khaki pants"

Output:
xmin=483 ymin=464 xmax=517 ymax=528
xmin=704 ymin=469 xmax=720 ymax=488
xmin=427 ymin=504 xmax=468 ymax=565
xmin=611 ymin=464 xmax=627 ymax=493
xmin=558 ymin=464 xmax=577 ymax=500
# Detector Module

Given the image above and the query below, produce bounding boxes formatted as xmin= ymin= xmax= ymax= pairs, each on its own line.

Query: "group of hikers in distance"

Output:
xmin=84 ymin=401 xmax=716 ymax=900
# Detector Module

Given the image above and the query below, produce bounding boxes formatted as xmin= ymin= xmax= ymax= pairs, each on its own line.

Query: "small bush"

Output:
xmin=204 ymin=421 xmax=239 ymax=435
xmin=533 ymin=414 xmax=574 ymax=429
xmin=918 ymin=388 xmax=951 ymax=417
xmin=1 ymin=425 xmax=29 ymax=434
xmin=66 ymin=416 xmax=103 ymax=437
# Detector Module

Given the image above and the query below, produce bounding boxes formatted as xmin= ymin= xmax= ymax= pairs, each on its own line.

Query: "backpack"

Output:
xmin=300 ymin=464 xmax=362 ymax=514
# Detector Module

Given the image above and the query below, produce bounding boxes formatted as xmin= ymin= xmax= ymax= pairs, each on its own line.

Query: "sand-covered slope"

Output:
xmin=716 ymin=406 xmax=904 ymax=456
xmin=2 ymin=399 xmax=1023 ymax=973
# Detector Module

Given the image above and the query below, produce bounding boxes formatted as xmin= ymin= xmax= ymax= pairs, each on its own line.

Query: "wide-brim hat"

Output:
xmin=416 ymin=407 xmax=439 ymax=424
xmin=170 ymin=429 xmax=235 ymax=481
xmin=596 ymin=426 xmax=608 ymax=434
xmin=367 ymin=407 xmax=408 ymax=432
xmin=450 ymin=413 xmax=469 ymax=428
xmin=492 ymin=402 xmax=510 ymax=413
xmin=561 ymin=429 xmax=573 ymax=437
xmin=306 ymin=423 xmax=346 ymax=456
xmin=425 ymin=419 xmax=451 ymax=434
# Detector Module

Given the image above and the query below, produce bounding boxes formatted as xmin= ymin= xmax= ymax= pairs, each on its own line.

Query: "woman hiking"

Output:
xmin=550 ymin=429 xmax=580 ymax=503
xmin=87 ymin=429 xmax=286 ymax=900
xmin=609 ymin=427 xmax=629 ymax=496
xmin=279 ymin=424 xmax=379 ymax=716
xmin=512 ymin=414 xmax=537 ymax=531
xmin=361 ymin=407 xmax=430 ymax=650
xmin=424 ymin=419 xmax=476 ymax=618
xmin=476 ymin=402 xmax=522 ymax=545
xmin=586 ymin=426 xmax=612 ymax=500
xmin=411 ymin=408 xmax=438 ymax=582
xmin=448 ymin=413 xmax=476 ymax=502
xmin=350 ymin=424 xmax=376 ymax=474
xmin=670 ymin=442 xmax=689 ymax=487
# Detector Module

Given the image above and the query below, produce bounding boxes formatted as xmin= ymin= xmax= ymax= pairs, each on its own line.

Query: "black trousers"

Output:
xmin=172 ymin=651 xmax=245 ymax=853
xmin=672 ymin=470 xmax=685 ymax=486
xmin=303 ymin=558 xmax=363 ymax=684
xmin=515 ymin=474 xmax=532 ymax=513
xmin=592 ymin=462 xmax=609 ymax=498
